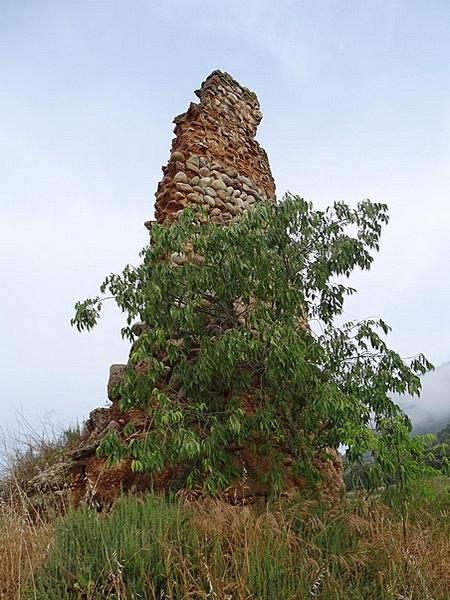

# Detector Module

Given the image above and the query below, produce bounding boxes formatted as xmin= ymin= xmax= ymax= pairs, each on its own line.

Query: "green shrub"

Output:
xmin=72 ymin=198 xmax=433 ymax=494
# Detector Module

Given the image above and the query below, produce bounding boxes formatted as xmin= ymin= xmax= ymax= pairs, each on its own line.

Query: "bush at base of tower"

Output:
xmin=72 ymin=195 xmax=435 ymax=495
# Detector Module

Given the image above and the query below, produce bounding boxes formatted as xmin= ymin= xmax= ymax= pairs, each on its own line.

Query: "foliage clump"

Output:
xmin=72 ymin=195 xmax=433 ymax=494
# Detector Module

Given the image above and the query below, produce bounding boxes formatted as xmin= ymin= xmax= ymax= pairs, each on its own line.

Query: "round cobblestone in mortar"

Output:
xmin=199 ymin=177 xmax=213 ymax=187
xmin=187 ymin=193 xmax=203 ymax=204
xmin=176 ymin=182 xmax=193 ymax=194
xmin=186 ymin=155 xmax=200 ymax=167
xmin=222 ymin=174 xmax=234 ymax=187
xmin=190 ymin=176 xmax=200 ymax=186
xmin=204 ymin=186 xmax=217 ymax=197
xmin=224 ymin=168 xmax=238 ymax=178
xmin=204 ymin=195 xmax=216 ymax=207
xmin=211 ymin=179 xmax=227 ymax=191
xmin=170 ymin=150 xmax=185 ymax=162
xmin=186 ymin=162 xmax=199 ymax=174
xmin=173 ymin=171 xmax=188 ymax=184
xmin=247 ymin=188 xmax=261 ymax=200
xmin=199 ymin=166 xmax=210 ymax=177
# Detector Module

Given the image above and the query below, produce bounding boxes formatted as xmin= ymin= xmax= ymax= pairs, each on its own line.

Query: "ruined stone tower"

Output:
xmin=148 ymin=70 xmax=276 ymax=227
xmin=67 ymin=72 xmax=342 ymax=508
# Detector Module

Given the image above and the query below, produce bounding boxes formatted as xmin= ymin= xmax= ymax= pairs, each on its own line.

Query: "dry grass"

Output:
xmin=185 ymin=486 xmax=450 ymax=599
xmin=0 ymin=477 xmax=442 ymax=600
xmin=1 ymin=426 xmax=449 ymax=599
xmin=0 ymin=423 xmax=79 ymax=599
xmin=0 ymin=500 xmax=52 ymax=600
xmin=1 ymin=424 xmax=82 ymax=497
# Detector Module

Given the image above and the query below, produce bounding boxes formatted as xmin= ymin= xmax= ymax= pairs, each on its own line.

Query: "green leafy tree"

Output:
xmin=72 ymin=195 xmax=433 ymax=494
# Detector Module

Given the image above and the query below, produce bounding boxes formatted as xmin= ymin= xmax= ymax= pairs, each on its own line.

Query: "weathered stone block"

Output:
xmin=107 ymin=364 xmax=127 ymax=401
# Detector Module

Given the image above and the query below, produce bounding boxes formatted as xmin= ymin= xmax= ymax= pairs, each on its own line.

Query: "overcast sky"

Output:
xmin=1 ymin=1 xmax=449 ymax=439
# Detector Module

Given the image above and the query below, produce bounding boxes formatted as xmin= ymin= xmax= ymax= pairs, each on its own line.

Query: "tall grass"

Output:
xmin=0 ymin=499 xmax=52 ymax=599
xmin=19 ymin=477 xmax=450 ymax=600
xmin=0 ymin=422 xmax=79 ymax=599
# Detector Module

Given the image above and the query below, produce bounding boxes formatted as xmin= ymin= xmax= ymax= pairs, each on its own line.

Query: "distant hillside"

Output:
xmin=398 ymin=360 xmax=450 ymax=434
xmin=435 ymin=423 xmax=450 ymax=443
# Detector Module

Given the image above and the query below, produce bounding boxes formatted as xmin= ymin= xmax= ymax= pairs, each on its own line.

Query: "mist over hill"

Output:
xmin=398 ymin=360 xmax=450 ymax=434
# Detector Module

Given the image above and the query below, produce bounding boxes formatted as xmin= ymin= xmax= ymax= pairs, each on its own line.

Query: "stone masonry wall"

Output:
xmin=149 ymin=70 xmax=276 ymax=227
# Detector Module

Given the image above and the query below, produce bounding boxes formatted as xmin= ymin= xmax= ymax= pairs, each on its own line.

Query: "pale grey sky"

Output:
xmin=1 ymin=1 xmax=449 ymax=437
